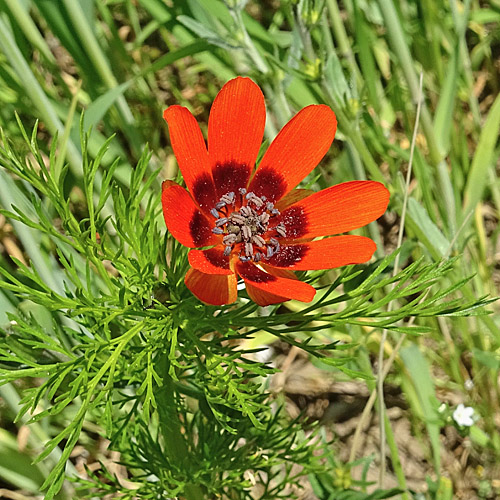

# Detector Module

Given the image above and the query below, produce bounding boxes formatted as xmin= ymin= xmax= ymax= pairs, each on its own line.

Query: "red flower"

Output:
xmin=162 ymin=77 xmax=389 ymax=306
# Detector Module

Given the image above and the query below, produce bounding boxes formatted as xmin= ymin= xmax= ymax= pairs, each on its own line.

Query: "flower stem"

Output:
xmin=376 ymin=0 xmax=442 ymax=167
xmin=325 ymin=0 xmax=363 ymax=87
xmin=155 ymin=355 xmax=204 ymax=499
xmin=229 ymin=6 xmax=269 ymax=74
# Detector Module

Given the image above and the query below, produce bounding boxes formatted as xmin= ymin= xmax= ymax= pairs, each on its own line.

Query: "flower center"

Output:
xmin=211 ymin=188 xmax=287 ymax=262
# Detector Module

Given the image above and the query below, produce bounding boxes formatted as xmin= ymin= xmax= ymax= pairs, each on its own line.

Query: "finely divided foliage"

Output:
xmin=0 ymin=0 xmax=499 ymax=498
xmin=0 ymin=118 xmax=493 ymax=498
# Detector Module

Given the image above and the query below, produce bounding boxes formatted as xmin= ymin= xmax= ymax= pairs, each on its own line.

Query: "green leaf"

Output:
xmin=464 ymin=92 xmax=500 ymax=212
xmin=406 ymin=198 xmax=450 ymax=259
xmin=83 ymin=81 xmax=133 ymax=131
xmin=0 ymin=429 xmax=45 ymax=492
xmin=472 ymin=348 xmax=500 ymax=370
xmin=177 ymin=15 xmax=238 ymax=49
xmin=433 ymin=48 xmax=459 ymax=156
xmin=400 ymin=344 xmax=441 ymax=472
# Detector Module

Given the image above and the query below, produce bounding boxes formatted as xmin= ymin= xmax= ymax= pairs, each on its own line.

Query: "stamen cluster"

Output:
xmin=211 ymin=188 xmax=287 ymax=262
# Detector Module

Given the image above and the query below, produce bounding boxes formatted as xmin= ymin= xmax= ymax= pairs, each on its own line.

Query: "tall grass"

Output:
xmin=0 ymin=0 xmax=499 ymax=498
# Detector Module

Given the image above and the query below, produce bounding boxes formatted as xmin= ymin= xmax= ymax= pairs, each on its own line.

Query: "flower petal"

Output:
xmin=236 ymin=261 xmax=316 ymax=303
xmin=244 ymin=264 xmax=299 ymax=305
xmin=277 ymin=181 xmax=390 ymax=239
xmin=260 ymin=263 xmax=298 ymax=280
xmin=188 ymin=247 xmax=234 ymax=275
xmin=208 ymin=77 xmax=266 ymax=197
xmin=162 ymin=181 xmax=218 ymax=248
xmin=274 ymin=188 xmax=314 ymax=211
xmin=185 ymin=268 xmax=237 ymax=305
xmin=265 ymin=235 xmax=376 ymax=270
xmin=245 ymin=282 xmax=290 ymax=306
xmin=163 ymin=105 xmax=216 ymax=211
xmin=248 ymin=105 xmax=337 ymax=202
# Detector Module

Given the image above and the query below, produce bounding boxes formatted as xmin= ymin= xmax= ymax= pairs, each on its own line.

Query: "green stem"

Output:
xmin=294 ymin=10 xmax=316 ymax=62
xmin=325 ymin=0 xmax=362 ymax=86
xmin=384 ymin=412 xmax=410 ymax=500
xmin=320 ymin=12 xmax=336 ymax=56
xmin=3 ymin=0 xmax=55 ymax=63
xmin=60 ymin=0 xmax=141 ymax=155
xmin=230 ymin=7 xmax=269 ymax=74
xmin=156 ymin=356 xmax=204 ymax=499
xmin=376 ymin=0 xmax=459 ymax=235
xmin=335 ymin=106 xmax=386 ymax=183
xmin=376 ymin=0 xmax=442 ymax=166
xmin=0 ymin=17 xmax=82 ymax=174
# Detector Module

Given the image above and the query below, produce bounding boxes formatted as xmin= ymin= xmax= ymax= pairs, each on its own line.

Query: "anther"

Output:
xmin=259 ymin=213 xmax=270 ymax=224
xmin=242 ymin=225 xmax=252 ymax=240
xmin=276 ymin=223 xmax=287 ymax=237
xmin=249 ymin=197 xmax=263 ymax=208
xmin=220 ymin=192 xmax=235 ymax=204
xmin=244 ymin=242 xmax=253 ymax=256
xmin=230 ymin=213 xmax=246 ymax=224
xmin=223 ymin=234 xmax=238 ymax=245
xmin=210 ymin=186 xmax=277 ymax=263
xmin=215 ymin=217 xmax=228 ymax=227
xmin=252 ymin=235 xmax=266 ymax=247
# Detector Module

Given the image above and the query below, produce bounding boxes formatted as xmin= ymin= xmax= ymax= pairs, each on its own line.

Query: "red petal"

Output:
xmin=188 ymin=247 xmax=233 ymax=275
xmin=185 ymin=268 xmax=237 ymax=305
xmin=208 ymin=77 xmax=266 ymax=196
xmin=162 ymin=181 xmax=218 ymax=248
xmin=163 ymin=106 xmax=216 ymax=211
xmin=260 ymin=263 xmax=298 ymax=280
xmin=245 ymin=282 xmax=290 ymax=306
xmin=236 ymin=261 xmax=315 ymax=303
xmin=274 ymin=188 xmax=314 ymax=211
xmin=244 ymin=264 xmax=298 ymax=305
xmin=266 ymin=236 xmax=376 ymax=270
xmin=277 ymin=181 xmax=390 ymax=239
xmin=248 ymin=105 xmax=337 ymax=202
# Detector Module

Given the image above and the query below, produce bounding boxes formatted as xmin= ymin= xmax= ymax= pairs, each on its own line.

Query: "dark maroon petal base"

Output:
xmin=266 ymin=244 xmax=308 ymax=267
xmin=213 ymin=161 xmax=251 ymax=198
xmin=189 ymin=211 xmax=216 ymax=247
xmin=278 ymin=205 xmax=309 ymax=239
xmin=236 ymin=261 xmax=277 ymax=283
xmin=248 ymin=166 xmax=287 ymax=203
xmin=192 ymin=172 xmax=217 ymax=211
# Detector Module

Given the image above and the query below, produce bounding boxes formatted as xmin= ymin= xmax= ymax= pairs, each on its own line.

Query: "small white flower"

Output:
xmin=464 ymin=379 xmax=474 ymax=391
xmin=254 ymin=345 xmax=274 ymax=364
xmin=453 ymin=403 xmax=475 ymax=427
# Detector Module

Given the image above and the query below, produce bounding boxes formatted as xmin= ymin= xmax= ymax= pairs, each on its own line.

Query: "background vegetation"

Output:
xmin=0 ymin=0 xmax=499 ymax=499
